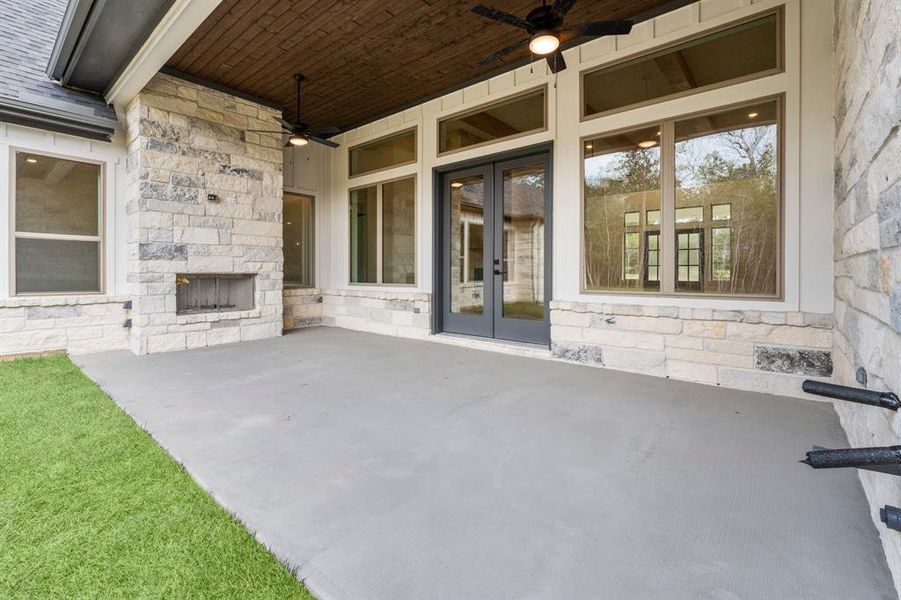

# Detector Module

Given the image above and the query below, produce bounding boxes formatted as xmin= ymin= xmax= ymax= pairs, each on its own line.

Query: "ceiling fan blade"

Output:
xmin=546 ymin=51 xmax=567 ymax=74
xmin=308 ymin=125 xmax=340 ymax=137
xmin=307 ymin=135 xmax=340 ymax=148
xmin=553 ymin=0 xmax=577 ymax=17
xmin=272 ymin=116 xmax=296 ymax=130
xmin=480 ymin=37 xmax=530 ymax=65
xmin=472 ymin=5 xmax=532 ymax=30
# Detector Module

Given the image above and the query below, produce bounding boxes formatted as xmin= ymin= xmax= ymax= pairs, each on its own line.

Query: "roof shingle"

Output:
xmin=0 ymin=0 xmax=118 ymax=129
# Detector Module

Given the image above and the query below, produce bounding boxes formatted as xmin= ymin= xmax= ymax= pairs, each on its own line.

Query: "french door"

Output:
xmin=439 ymin=151 xmax=551 ymax=345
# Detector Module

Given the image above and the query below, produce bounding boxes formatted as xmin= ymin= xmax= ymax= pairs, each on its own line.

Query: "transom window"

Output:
xmin=349 ymin=177 xmax=416 ymax=285
xmin=349 ymin=129 xmax=416 ymax=178
xmin=13 ymin=152 xmax=102 ymax=294
xmin=439 ymin=88 xmax=546 ymax=154
xmin=582 ymin=11 xmax=781 ymax=118
xmin=583 ymin=97 xmax=780 ymax=297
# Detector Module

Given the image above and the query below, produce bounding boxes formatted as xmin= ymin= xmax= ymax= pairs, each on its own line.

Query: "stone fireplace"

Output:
xmin=124 ymin=73 xmax=284 ymax=354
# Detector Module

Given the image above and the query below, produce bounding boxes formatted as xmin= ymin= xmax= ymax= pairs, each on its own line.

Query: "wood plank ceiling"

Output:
xmin=167 ymin=0 xmax=683 ymax=132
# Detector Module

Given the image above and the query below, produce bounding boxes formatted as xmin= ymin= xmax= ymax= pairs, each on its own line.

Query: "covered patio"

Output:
xmin=76 ymin=328 xmax=894 ymax=600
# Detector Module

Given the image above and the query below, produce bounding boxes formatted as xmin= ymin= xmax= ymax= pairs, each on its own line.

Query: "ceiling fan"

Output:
xmin=472 ymin=0 xmax=633 ymax=73
xmin=246 ymin=74 xmax=340 ymax=148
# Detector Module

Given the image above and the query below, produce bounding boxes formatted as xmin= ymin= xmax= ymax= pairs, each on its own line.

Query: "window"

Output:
xmin=711 ymin=203 xmax=731 ymax=221
xmin=675 ymin=99 xmax=778 ymax=295
xmin=583 ymin=124 xmax=661 ymax=291
xmin=283 ymin=193 xmax=314 ymax=287
xmin=711 ymin=227 xmax=732 ymax=281
xmin=623 ymin=232 xmax=640 ymax=281
xmin=583 ymin=12 xmax=780 ymax=118
xmin=381 ymin=178 xmax=416 ymax=284
xmin=349 ymin=129 xmax=416 ymax=177
xmin=645 ymin=232 xmax=660 ymax=286
xmin=439 ymin=88 xmax=546 ymax=154
xmin=583 ymin=97 xmax=780 ymax=297
xmin=13 ymin=152 xmax=101 ymax=294
xmin=676 ymin=230 xmax=703 ymax=291
xmin=675 ymin=206 xmax=703 ymax=223
xmin=349 ymin=177 xmax=416 ymax=285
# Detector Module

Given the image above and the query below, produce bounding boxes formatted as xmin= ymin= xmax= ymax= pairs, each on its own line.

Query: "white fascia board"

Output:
xmin=105 ymin=0 xmax=223 ymax=110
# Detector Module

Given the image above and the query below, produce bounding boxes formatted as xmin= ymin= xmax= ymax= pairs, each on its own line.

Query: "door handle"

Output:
xmin=493 ymin=269 xmax=507 ymax=276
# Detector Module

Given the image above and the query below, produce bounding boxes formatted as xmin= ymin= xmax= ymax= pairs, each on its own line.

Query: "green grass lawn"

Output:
xmin=0 ymin=354 xmax=314 ymax=599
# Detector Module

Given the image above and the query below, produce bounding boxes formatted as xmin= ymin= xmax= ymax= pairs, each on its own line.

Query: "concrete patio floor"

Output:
xmin=76 ymin=327 xmax=894 ymax=600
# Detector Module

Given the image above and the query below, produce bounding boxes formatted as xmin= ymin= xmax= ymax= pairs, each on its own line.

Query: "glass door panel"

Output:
xmin=450 ymin=175 xmax=487 ymax=315
xmin=500 ymin=165 xmax=545 ymax=321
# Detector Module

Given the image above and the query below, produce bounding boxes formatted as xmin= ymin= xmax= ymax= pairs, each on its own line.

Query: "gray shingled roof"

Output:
xmin=0 ymin=0 xmax=119 ymax=136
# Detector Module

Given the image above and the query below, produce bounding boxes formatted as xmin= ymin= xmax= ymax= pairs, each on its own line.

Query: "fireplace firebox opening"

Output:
xmin=176 ymin=274 xmax=255 ymax=315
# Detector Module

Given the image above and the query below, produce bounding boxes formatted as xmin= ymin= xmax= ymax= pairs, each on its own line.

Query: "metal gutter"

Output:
xmin=0 ymin=97 xmax=118 ymax=141
xmin=47 ymin=0 xmax=96 ymax=81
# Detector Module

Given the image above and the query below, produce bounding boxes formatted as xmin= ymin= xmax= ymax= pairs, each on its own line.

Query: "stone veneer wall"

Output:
xmin=0 ymin=296 xmax=129 ymax=356
xmin=321 ymin=290 xmax=431 ymax=338
xmin=832 ymin=0 xmax=901 ymax=590
xmin=124 ymin=74 xmax=284 ymax=354
xmin=283 ymin=288 xmax=322 ymax=330
xmin=551 ymin=302 xmax=833 ymax=398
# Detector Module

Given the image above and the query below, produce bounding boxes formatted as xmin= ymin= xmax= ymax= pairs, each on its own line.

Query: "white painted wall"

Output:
xmin=0 ymin=123 xmax=129 ymax=300
xmin=291 ymin=0 xmax=834 ymax=313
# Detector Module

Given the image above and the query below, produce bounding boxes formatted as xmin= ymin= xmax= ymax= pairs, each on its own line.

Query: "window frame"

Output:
xmin=436 ymin=85 xmax=548 ymax=157
xmin=9 ymin=149 xmax=105 ymax=297
xmin=580 ymin=8 xmax=784 ymax=122
xmin=282 ymin=191 xmax=316 ymax=289
xmin=348 ymin=174 xmax=417 ymax=287
xmin=348 ymin=126 xmax=418 ymax=179
xmin=579 ymin=94 xmax=784 ymax=300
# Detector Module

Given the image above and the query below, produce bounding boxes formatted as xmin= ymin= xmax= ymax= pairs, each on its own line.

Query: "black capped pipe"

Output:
xmin=881 ymin=506 xmax=901 ymax=532
xmin=801 ymin=445 xmax=901 ymax=472
xmin=802 ymin=380 xmax=901 ymax=411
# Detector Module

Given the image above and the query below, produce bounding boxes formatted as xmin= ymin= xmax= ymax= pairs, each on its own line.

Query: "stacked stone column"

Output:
xmin=124 ymin=74 xmax=284 ymax=354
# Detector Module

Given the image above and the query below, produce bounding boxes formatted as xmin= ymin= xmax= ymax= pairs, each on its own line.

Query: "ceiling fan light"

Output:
xmin=638 ymin=140 xmax=658 ymax=149
xmin=529 ymin=32 xmax=559 ymax=56
xmin=289 ymin=134 xmax=309 ymax=146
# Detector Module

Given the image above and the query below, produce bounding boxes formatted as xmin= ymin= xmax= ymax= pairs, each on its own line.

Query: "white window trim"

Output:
xmin=8 ymin=147 xmax=106 ymax=297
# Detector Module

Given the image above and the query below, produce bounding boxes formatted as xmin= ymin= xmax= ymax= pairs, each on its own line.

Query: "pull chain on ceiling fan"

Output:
xmin=473 ymin=0 xmax=633 ymax=73
xmin=245 ymin=74 xmax=340 ymax=148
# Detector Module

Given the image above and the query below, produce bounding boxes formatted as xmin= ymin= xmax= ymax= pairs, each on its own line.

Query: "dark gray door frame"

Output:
xmin=432 ymin=141 xmax=553 ymax=344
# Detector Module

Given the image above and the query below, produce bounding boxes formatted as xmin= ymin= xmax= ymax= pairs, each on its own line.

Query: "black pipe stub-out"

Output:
xmin=881 ymin=506 xmax=901 ymax=532
xmin=802 ymin=379 xmax=901 ymax=410
xmin=801 ymin=445 xmax=901 ymax=476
